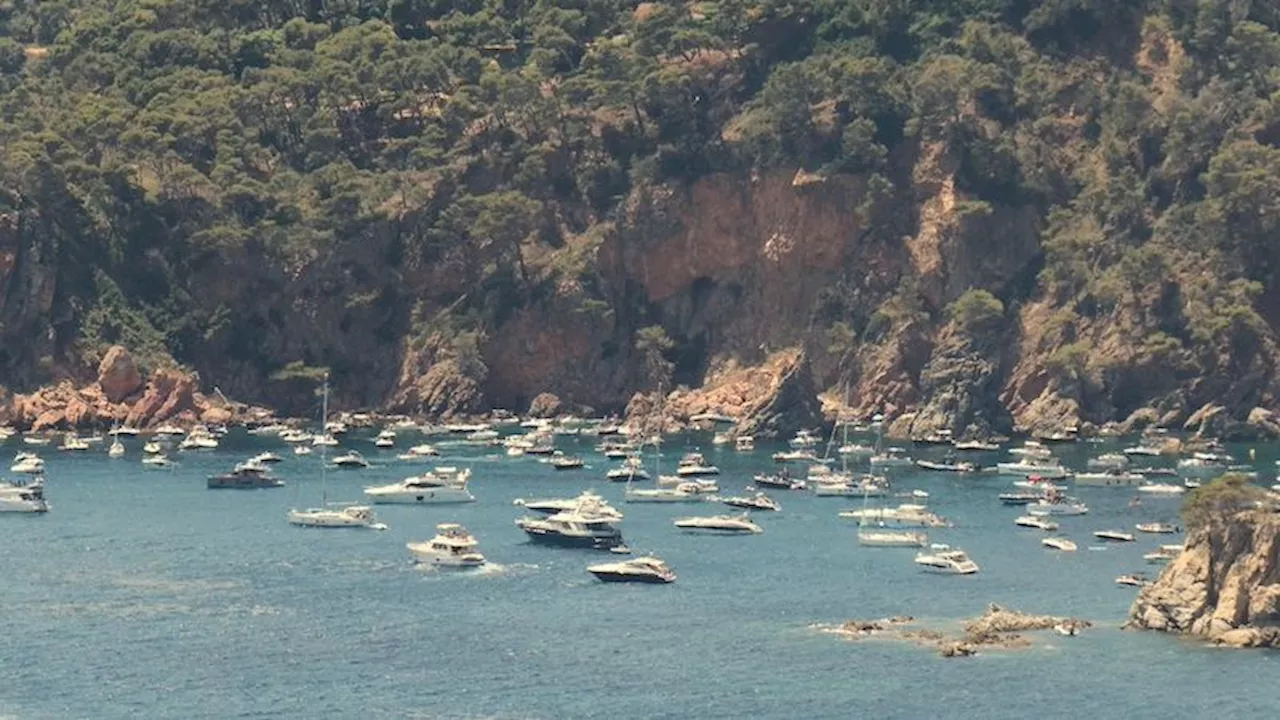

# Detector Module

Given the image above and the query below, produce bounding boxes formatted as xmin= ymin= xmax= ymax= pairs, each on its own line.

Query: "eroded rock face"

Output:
xmin=895 ymin=324 xmax=1011 ymax=438
xmin=652 ymin=348 xmax=822 ymax=438
xmin=527 ymin=392 xmax=563 ymax=419
xmin=97 ymin=345 xmax=143 ymax=403
xmin=1128 ymin=511 xmax=1280 ymax=648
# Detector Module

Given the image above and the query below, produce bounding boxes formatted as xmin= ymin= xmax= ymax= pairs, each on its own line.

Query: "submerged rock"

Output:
xmin=821 ymin=604 xmax=1090 ymax=658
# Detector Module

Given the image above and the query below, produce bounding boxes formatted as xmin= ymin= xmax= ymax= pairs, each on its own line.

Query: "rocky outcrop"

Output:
xmin=1128 ymin=510 xmax=1280 ymax=648
xmin=96 ymin=345 xmax=143 ymax=403
xmin=1 ymin=351 xmax=252 ymax=430
xmin=889 ymin=324 xmax=1011 ymax=438
xmin=527 ymin=392 xmax=563 ymax=419
xmin=388 ymin=334 xmax=486 ymax=419
xmin=648 ymin=348 xmax=822 ymax=438
xmin=817 ymin=604 xmax=1091 ymax=658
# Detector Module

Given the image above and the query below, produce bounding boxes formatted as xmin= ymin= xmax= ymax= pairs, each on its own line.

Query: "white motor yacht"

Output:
xmin=914 ymin=544 xmax=979 ymax=574
xmin=21 ymin=435 xmax=50 ymax=446
xmin=0 ymin=478 xmax=48 ymax=513
xmin=288 ymin=505 xmax=386 ymax=529
xmin=624 ymin=484 xmax=707 ymax=503
xmin=332 ymin=450 xmax=370 ymax=469
xmin=588 ymin=556 xmax=676 ymax=584
xmin=374 ymin=430 xmax=396 ymax=448
xmin=838 ymin=443 xmax=875 ymax=457
xmin=673 ymin=512 xmax=763 ymax=535
xmin=1143 ymin=544 xmax=1184 ymax=564
xmin=1025 ymin=498 xmax=1089 ymax=516
xmin=280 ymin=429 xmax=313 ymax=444
xmin=869 ymin=447 xmax=915 ymax=470
xmin=995 ymin=459 xmax=1068 ymax=479
xmin=59 ymin=434 xmax=91 ymax=451
xmin=513 ymin=490 xmax=623 ymax=519
xmin=721 ymin=492 xmax=781 ymax=512
xmin=606 ymin=457 xmax=650 ymax=482
xmin=1008 ymin=440 xmax=1052 ymax=459
xmin=839 ymin=504 xmax=949 ymax=528
xmin=312 ymin=433 xmax=339 ymax=447
xmin=516 ymin=508 xmax=624 ymax=549
xmin=153 ymin=424 xmax=185 ymax=436
xmin=952 ymin=439 xmax=1000 ymax=452
xmin=1087 ymin=453 xmax=1129 ymax=470
xmin=294 ymin=445 xmax=313 ymax=456
xmin=675 ymin=452 xmax=720 ymax=477
xmin=858 ymin=529 xmax=928 ymax=547
xmin=397 ymin=444 xmax=439 ymax=460
xmin=1093 ymin=530 xmax=1136 ymax=542
xmin=1014 ymin=515 xmax=1059 ymax=531
xmin=789 ymin=429 xmax=820 ymax=448
xmin=142 ymin=454 xmax=175 ymax=469
xmin=178 ymin=429 xmax=219 ymax=450
xmin=1177 ymin=454 xmax=1230 ymax=477
xmin=1136 ymin=522 xmax=1178 ymax=534
xmin=772 ymin=449 xmax=821 ymax=463
xmin=109 ymin=426 xmax=142 ymax=437
xmin=407 ymin=524 xmax=486 ymax=567
xmin=813 ymin=475 xmax=889 ymax=497
xmin=364 ymin=470 xmax=475 ymax=504
xmin=1137 ymin=482 xmax=1185 ymax=496
xmin=1074 ymin=470 xmax=1144 ymax=486
xmin=1041 ymin=537 xmax=1077 ymax=552
xmin=10 ymin=453 xmax=45 ymax=474
xmin=251 ymin=451 xmax=283 ymax=464
xmin=143 ymin=441 xmax=162 ymax=454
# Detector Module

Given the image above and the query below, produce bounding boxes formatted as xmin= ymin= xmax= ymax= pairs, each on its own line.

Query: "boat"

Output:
xmin=813 ymin=475 xmax=888 ymax=497
xmin=312 ymin=433 xmax=339 ymax=447
xmin=207 ymin=464 xmax=285 ymax=489
xmin=331 ymin=450 xmax=370 ymax=469
xmin=374 ymin=430 xmax=396 ymax=448
xmin=913 ymin=544 xmax=979 ymax=574
xmin=1093 ymin=530 xmax=1136 ymax=542
xmin=1131 ymin=466 xmax=1178 ymax=478
xmin=1177 ymin=455 xmax=1230 ymax=477
xmin=869 ymin=447 xmax=915 ymax=470
xmin=516 ymin=508 xmax=625 ymax=549
xmin=1136 ymin=522 xmax=1178 ymax=534
xmin=363 ymin=470 xmax=476 ymax=504
xmin=734 ymin=435 xmax=755 ymax=452
xmin=999 ymin=491 xmax=1041 ymax=505
xmin=1143 ymin=544 xmax=1185 ymax=564
xmin=513 ymin=490 xmax=622 ymax=519
xmin=407 ymin=524 xmax=486 ymax=567
xmin=837 ymin=442 xmax=874 ymax=457
xmin=690 ymin=412 xmax=737 ymax=425
xmin=753 ymin=471 xmax=806 ymax=490
xmin=625 ymin=484 xmax=707 ymax=503
xmin=324 ymin=420 xmax=349 ymax=436
xmin=675 ymin=452 xmax=720 ymax=477
xmin=1008 ymin=440 xmax=1052 ymax=459
xmin=658 ymin=474 xmax=718 ymax=493
xmin=915 ymin=457 xmax=976 ymax=473
xmin=912 ymin=430 xmax=953 ymax=446
xmin=720 ymin=492 xmax=780 ymax=511
xmin=789 ymin=429 xmax=821 ymax=448
xmin=840 ymin=503 xmax=950 ymax=528
xmin=178 ymin=428 xmax=218 ymax=450
xmin=858 ymin=528 xmax=929 ymax=547
xmin=1137 ymin=482 xmax=1185 ymax=495
xmin=108 ymin=438 xmax=126 ymax=458
xmin=0 ymin=477 xmax=47 ymax=513
xmin=109 ymin=426 xmax=142 ymax=437
xmin=21 ymin=435 xmax=50 ymax=446
xmin=550 ymin=454 xmax=585 ymax=470
xmin=712 ymin=432 xmax=731 ymax=446
xmin=1041 ymin=537 xmax=1077 ymax=552
xmin=142 ymin=454 xmax=174 ymax=468
xmin=1087 ymin=453 xmax=1129 ymax=470
xmin=588 ymin=555 xmax=676 ymax=584
xmin=673 ymin=512 xmax=763 ymax=534
xmin=1012 ymin=477 xmax=1066 ymax=491
xmin=142 ymin=440 xmax=163 ymax=454
xmin=153 ymin=424 xmax=185 ymax=436
xmin=1073 ymin=470 xmax=1145 ymax=487
xmin=294 ymin=445 xmax=313 ymax=456
xmin=251 ymin=451 xmax=283 ymax=464
xmin=953 ymin=439 xmax=1000 ymax=452
xmin=606 ymin=457 xmax=649 ymax=482
xmin=1026 ymin=498 xmax=1089 ymax=516
xmin=280 ymin=429 xmax=313 ymax=444
xmin=59 ymin=434 xmax=90 ymax=451
xmin=466 ymin=429 xmax=499 ymax=442
xmin=995 ymin=459 xmax=1068 ymax=479
xmin=1116 ymin=573 xmax=1151 ymax=587
xmin=1123 ymin=444 xmax=1163 ymax=457
xmin=397 ymin=444 xmax=440 ymax=460
xmin=288 ymin=377 xmax=386 ymax=530
xmin=1014 ymin=515 xmax=1059 ymax=531
xmin=772 ymin=449 xmax=821 ymax=463
xmin=10 ymin=453 xmax=44 ymax=474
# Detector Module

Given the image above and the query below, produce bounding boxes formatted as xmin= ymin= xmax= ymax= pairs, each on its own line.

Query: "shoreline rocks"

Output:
xmin=816 ymin=603 xmax=1092 ymax=658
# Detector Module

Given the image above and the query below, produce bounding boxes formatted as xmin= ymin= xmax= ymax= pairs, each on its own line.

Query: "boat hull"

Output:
xmin=518 ymin=526 xmax=623 ymax=550
xmin=589 ymin=570 xmax=673 ymax=584
xmin=365 ymin=488 xmax=475 ymax=504
xmin=207 ymin=477 xmax=284 ymax=489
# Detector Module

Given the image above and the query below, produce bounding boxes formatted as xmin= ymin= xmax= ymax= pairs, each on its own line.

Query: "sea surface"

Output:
xmin=4 ymin=430 xmax=1280 ymax=719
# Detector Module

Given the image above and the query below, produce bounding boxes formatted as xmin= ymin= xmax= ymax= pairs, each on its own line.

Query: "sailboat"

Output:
xmin=287 ymin=375 xmax=387 ymax=529
xmin=624 ymin=387 xmax=705 ymax=504
xmin=857 ymin=414 xmax=927 ymax=547
xmin=107 ymin=423 xmax=126 ymax=458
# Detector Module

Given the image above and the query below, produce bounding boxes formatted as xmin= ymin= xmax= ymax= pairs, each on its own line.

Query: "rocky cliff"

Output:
xmin=1128 ymin=509 xmax=1280 ymax=648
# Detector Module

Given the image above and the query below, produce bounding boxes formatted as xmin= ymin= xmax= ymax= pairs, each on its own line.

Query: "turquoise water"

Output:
xmin=4 ymin=432 xmax=1280 ymax=719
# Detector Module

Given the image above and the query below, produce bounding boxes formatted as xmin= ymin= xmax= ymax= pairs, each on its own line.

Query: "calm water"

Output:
xmin=4 ymin=431 xmax=1280 ymax=719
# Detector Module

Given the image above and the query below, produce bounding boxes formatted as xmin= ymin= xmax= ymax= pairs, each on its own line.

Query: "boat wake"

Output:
xmin=413 ymin=561 xmax=536 ymax=577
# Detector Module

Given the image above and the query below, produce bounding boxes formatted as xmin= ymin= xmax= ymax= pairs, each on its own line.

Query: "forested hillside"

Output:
xmin=0 ymin=0 xmax=1278 ymax=433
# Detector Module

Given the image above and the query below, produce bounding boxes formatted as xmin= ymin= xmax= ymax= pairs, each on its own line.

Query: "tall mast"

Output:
xmin=320 ymin=373 xmax=329 ymax=506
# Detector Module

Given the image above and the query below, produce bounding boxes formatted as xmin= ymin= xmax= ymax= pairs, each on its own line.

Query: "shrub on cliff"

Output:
xmin=1181 ymin=473 xmax=1269 ymax=530
xmin=946 ymin=289 xmax=1005 ymax=334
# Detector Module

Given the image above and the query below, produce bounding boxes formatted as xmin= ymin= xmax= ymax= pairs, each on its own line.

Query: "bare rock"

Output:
xmin=1118 ymin=407 xmax=1160 ymax=435
xmin=126 ymin=368 xmax=198 ymax=428
xmin=1246 ymin=407 xmax=1280 ymax=440
xmin=389 ymin=358 xmax=484 ymax=419
xmin=527 ymin=392 xmax=563 ymax=419
xmin=655 ymin=348 xmax=820 ymax=439
xmin=1184 ymin=403 xmax=1227 ymax=436
xmin=97 ymin=345 xmax=143 ymax=403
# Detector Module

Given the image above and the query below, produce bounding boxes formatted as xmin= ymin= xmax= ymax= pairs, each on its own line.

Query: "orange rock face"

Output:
xmin=97 ymin=345 xmax=143 ymax=403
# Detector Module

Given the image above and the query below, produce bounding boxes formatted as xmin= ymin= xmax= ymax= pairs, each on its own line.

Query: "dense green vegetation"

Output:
xmin=1182 ymin=472 xmax=1269 ymax=530
xmin=0 ymin=0 xmax=1277 ymax=414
